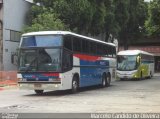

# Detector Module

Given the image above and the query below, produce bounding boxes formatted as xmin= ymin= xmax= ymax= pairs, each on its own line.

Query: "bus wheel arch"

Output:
xmin=71 ymin=73 xmax=79 ymax=93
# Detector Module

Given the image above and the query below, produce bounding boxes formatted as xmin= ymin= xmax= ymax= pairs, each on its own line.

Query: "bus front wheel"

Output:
xmin=71 ymin=76 xmax=79 ymax=93
xmin=35 ymin=90 xmax=43 ymax=94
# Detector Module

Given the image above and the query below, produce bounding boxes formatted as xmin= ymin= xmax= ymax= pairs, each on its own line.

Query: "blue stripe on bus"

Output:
xmin=21 ymin=73 xmax=59 ymax=81
xmin=79 ymin=59 xmax=109 ymax=87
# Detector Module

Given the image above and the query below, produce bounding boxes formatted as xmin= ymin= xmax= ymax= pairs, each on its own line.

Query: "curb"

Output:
xmin=0 ymin=84 xmax=19 ymax=91
xmin=0 ymin=80 xmax=18 ymax=91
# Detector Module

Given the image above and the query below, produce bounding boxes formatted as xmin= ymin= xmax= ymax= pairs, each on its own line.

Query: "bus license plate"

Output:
xmin=34 ymin=84 xmax=42 ymax=88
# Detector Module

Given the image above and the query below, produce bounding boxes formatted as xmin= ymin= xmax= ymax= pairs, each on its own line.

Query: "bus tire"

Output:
xmin=71 ymin=75 xmax=79 ymax=93
xmin=35 ymin=90 xmax=43 ymax=94
xmin=140 ymin=71 xmax=143 ymax=80
xmin=120 ymin=78 xmax=124 ymax=81
xmin=106 ymin=74 xmax=111 ymax=87
xmin=149 ymin=71 xmax=152 ymax=79
xmin=101 ymin=74 xmax=107 ymax=87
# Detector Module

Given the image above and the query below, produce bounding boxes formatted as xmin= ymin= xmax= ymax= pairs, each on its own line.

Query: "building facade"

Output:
xmin=0 ymin=0 xmax=31 ymax=71
xmin=0 ymin=0 xmax=31 ymax=80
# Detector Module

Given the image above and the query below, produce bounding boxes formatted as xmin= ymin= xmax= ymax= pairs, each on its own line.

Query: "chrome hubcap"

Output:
xmin=73 ymin=80 xmax=77 ymax=89
xmin=103 ymin=77 xmax=106 ymax=86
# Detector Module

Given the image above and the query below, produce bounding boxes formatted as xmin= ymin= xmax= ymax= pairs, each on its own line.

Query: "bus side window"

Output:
xmin=82 ymin=39 xmax=89 ymax=54
xmin=104 ymin=45 xmax=108 ymax=56
xmin=108 ymin=46 xmax=113 ymax=57
xmin=97 ymin=43 xmax=105 ymax=56
xmin=73 ymin=36 xmax=82 ymax=52
xmin=112 ymin=46 xmax=116 ymax=58
xmin=90 ymin=41 xmax=97 ymax=55
xmin=64 ymin=35 xmax=72 ymax=51
xmin=62 ymin=50 xmax=73 ymax=71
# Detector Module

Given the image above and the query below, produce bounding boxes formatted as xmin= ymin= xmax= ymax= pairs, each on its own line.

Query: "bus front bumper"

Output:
xmin=116 ymin=70 xmax=138 ymax=79
xmin=18 ymin=81 xmax=62 ymax=90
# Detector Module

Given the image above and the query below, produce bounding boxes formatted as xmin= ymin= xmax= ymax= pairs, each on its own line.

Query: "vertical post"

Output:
xmin=0 ymin=1 xmax=3 ymax=81
xmin=0 ymin=21 xmax=3 ymax=81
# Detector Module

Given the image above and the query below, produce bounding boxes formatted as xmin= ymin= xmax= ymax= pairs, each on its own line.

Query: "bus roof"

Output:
xmin=22 ymin=31 xmax=116 ymax=47
xmin=117 ymin=50 xmax=154 ymax=56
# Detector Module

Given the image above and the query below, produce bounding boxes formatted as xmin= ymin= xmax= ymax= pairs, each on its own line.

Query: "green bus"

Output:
xmin=117 ymin=50 xmax=154 ymax=80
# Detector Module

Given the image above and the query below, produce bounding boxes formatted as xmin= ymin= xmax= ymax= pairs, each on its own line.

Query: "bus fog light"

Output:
xmin=55 ymin=84 xmax=58 ymax=87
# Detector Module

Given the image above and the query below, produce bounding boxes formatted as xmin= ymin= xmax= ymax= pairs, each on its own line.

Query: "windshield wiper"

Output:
xmin=25 ymin=57 xmax=37 ymax=72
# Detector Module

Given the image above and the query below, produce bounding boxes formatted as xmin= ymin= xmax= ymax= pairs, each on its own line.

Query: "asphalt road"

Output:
xmin=0 ymin=74 xmax=160 ymax=113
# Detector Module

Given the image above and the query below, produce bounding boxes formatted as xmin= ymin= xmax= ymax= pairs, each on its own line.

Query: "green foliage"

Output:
xmin=113 ymin=0 xmax=148 ymax=49
xmin=145 ymin=0 xmax=160 ymax=36
xmin=53 ymin=0 xmax=94 ymax=33
xmin=24 ymin=12 xmax=69 ymax=33
xmin=25 ymin=0 xmax=148 ymax=46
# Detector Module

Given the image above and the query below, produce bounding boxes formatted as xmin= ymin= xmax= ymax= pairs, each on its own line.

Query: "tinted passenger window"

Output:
xmin=64 ymin=35 xmax=72 ymax=51
xmin=73 ymin=37 xmax=81 ymax=52
xmin=112 ymin=46 xmax=116 ymax=57
xmin=82 ymin=39 xmax=90 ymax=54
xmin=108 ymin=46 xmax=113 ymax=57
xmin=62 ymin=50 xmax=73 ymax=71
xmin=90 ymin=42 xmax=97 ymax=55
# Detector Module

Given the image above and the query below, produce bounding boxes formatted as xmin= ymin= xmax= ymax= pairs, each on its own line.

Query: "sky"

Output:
xmin=144 ymin=0 xmax=151 ymax=2
xmin=25 ymin=0 xmax=33 ymax=3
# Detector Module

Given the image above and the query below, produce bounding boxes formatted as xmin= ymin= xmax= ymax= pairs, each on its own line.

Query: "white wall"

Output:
xmin=3 ymin=0 xmax=31 ymax=70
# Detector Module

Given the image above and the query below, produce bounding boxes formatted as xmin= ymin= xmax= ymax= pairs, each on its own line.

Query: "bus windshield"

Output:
xmin=21 ymin=35 xmax=62 ymax=47
xmin=117 ymin=55 xmax=138 ymax=71
xmin=19 ymin=48 xmax=61 ymax=72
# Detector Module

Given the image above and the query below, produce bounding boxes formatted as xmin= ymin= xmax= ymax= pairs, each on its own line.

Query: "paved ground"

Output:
xmin=0 ymin=74 xmax=160 ymax=113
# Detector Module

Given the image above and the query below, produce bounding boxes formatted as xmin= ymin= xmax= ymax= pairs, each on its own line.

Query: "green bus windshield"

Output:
xmin=117 ymin=55 xmax=138 ymax=71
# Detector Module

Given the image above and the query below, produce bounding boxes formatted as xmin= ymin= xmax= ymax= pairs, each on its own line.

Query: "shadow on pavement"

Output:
xmin=24 ymin=85 xmax=114 ymax=97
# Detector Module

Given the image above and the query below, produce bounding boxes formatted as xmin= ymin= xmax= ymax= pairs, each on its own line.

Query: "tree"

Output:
xmin=113 ymin=0 xmax=130 ymax=49
xmin=24 ymin=12 xmax=69 ymax=32
xmin=25 ymin=0 xmax=148 ymax=48
xmin=114 ymin=0 xmax=148 ymax=49
xmin=104 ymin=0 xmax=120 ymax=40
xmin=53 ymin=0 xmax=95 ymax=34
xmin=145 ymin=0 xmax=160 ymax=36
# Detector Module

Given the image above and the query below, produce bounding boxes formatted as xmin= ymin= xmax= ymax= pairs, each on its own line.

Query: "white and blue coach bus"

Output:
xmin=17 ymin=31 xmax=116 ymax=94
